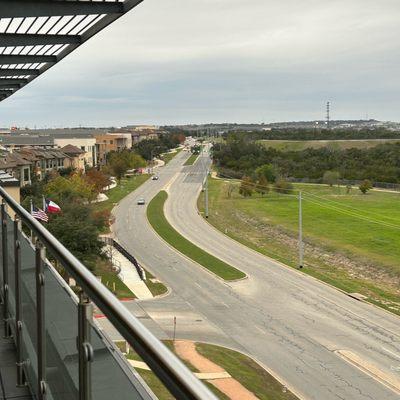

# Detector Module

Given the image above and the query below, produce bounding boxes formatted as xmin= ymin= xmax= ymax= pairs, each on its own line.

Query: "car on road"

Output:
xmin=137 ymin=198 xmax=145 ymax=205
xmin=151 ymin=175 xmax=159 ymax=180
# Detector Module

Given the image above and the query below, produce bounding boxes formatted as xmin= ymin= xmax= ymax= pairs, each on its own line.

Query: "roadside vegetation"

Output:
xmin=199 ymin=178 xmax=400 ymax=314
xmin=116 ymin=340 xmax=297 ymax=400
xmin=147 ymin=191 xmax=246 ymax=281
xmin=212 ymin=135 xmax=400 ymax=183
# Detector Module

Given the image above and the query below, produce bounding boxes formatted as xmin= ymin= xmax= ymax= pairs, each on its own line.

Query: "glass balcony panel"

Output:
xmin=44 ymin=263 xmax=79 ymax=400
xmin=6 ymin=214 xmax=15 ymax=315
xmin=89 ymin=323 xmax=151 ymax=400
xmin=20 ymin=233 xmax=38 ymax=395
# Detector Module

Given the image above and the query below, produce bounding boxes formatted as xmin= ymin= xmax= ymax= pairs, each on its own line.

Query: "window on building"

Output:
xmin=23 ymin=168 xmax=29 ymax=182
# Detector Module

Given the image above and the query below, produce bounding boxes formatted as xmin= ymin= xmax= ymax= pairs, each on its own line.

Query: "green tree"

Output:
xmin=239 ymin=176 xmax=254 ymax=197
xmin=323 ymin=170 xmax=340 ymax=187
xmin=359 ymin=179 xmax=372 ymax=194
xmin=110 ymin=158 xmax=128 ymax=183
xmin=255 ymin=164 xmax=277 ymax=183
xmin=45 ymin=174 xmax=96 ymax=205
xmin=46 ymin=204 xmax=104 ymax=271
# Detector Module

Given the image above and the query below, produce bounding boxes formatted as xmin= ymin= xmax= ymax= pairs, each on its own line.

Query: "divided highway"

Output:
xmin=113 ymin=149 xmax=400 ymax=400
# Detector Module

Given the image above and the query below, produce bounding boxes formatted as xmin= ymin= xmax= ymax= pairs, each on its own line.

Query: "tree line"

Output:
xmin=212 ymin=140 xmax=400 ymax=184
xmin=224 ymin=128 xmax=400 ymax=141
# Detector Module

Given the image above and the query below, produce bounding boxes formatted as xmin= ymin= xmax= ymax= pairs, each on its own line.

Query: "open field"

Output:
xmin=116 ymin=340 xmax=296 ymax=400
xmin=184 ymin=153 xmax=199 ymax=166
xmin=147 ymin=191 xmax=246 ymax=281
xmin=198 ymin=179 xmax=400 ymax=313
xmin=258 ymin=139 xmax=400 ymax=151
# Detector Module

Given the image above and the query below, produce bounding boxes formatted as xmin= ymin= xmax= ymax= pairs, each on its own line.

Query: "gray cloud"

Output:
xmin=1 ymin=0 xmax=399 ymax=127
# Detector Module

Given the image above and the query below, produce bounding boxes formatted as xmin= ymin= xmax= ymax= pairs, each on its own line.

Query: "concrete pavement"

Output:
xmin=112 ymin=148 xmax=400 ymax=400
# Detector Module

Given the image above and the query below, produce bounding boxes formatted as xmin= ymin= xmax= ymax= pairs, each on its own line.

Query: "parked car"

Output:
xmin=137 ymin=198 xmax=145 ymax=205
xmin=151 ymin=175 xmax=159 ymax=180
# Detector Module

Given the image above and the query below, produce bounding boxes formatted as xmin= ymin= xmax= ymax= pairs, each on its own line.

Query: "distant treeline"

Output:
xmin=225 ymin=128 xmax=400 ymax=141
xmin=212 ymin=140 xmax=400 ymax=183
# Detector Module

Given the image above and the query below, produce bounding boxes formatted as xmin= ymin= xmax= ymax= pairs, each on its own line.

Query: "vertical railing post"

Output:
xmin=14 ymin=217 xmax=25 ymax=386
xmin=35 ymin=241 xmax=46 ymax=400
xmin=1 ymin=200 xmax=10 ymax=337
xmin=78 ymin=291 xmax=93 ymax=400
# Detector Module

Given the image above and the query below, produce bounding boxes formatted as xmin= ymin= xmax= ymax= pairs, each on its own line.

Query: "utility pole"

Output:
xmin=205 ymin=171 xmax=209 ymax=218
xmin=326 ymin=101 xmax=331 ymax=129
xmin=298 ymin=191 xmax=303 ymax=269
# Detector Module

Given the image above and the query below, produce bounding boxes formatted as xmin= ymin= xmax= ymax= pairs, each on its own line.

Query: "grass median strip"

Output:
xmin=147 ymin=191 xmax=246 ymax=281
xmin=184 ymin=153 xmax=199 ymax=166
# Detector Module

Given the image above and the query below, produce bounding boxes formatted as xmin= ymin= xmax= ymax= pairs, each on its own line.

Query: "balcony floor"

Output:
xmin=0 ymin=304 xmax=32 ymax=400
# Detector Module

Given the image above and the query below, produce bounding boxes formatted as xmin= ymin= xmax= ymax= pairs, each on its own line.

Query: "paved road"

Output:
xmin=113 ymin=149 xmax=400 ymax=400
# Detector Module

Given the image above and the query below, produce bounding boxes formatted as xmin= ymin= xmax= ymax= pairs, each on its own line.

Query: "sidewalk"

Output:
xmin=109 ymin=246 xmax=153 ymax=300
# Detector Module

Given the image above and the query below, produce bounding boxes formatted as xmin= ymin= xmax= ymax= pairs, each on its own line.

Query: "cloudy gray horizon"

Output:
xmin=1 ymin=0 xmax=399 ymax=128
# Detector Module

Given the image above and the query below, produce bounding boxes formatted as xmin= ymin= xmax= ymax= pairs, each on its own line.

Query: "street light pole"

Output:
xmin=205 ymin=170 xmax=209 ymax=219
xmin=298 ymin=191 xmax=303 ymax=269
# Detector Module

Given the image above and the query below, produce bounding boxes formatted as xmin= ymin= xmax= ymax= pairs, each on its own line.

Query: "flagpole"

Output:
xmin=42 ymin=195 xmax=46 ymax=211
xmin=30 ymin=198 xmax=33 ymax=242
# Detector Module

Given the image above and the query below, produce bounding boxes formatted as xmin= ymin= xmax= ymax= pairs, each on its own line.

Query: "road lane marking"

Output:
xmin=382 ymin=347 xmax=400 ymax=361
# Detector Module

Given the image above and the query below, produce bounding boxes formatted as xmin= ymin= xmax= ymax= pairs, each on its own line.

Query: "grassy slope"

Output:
xmin=199 ymin=179 xmax=400 ymax=313
xmin=117 ymin=340 xmax=296 ymax=400
xmin=184 ymin=153 xmax=199 ymax=166
xmin=258 ymin=139 xmax=400 ymax=151
xmin=147 ymin=191 xmax=246 ymax=281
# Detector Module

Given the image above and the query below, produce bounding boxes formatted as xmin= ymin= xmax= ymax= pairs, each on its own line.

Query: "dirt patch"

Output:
xmin=174 ymin=341 xmax=224 ymax=373
xmin=174 ymin=340 xmax=258 ymax=400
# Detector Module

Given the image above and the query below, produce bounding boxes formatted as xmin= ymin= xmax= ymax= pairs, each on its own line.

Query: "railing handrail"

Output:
xmin=0 ymin=186 xmax=216 ymax=400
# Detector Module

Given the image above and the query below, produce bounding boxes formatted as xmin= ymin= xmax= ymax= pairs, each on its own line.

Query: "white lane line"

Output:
xmin=195 ymin=282 xmax=202 ymax=289
xmin=382 ymin=347 xmax=400 ymax=361
xmin=221 ymin=301 xmax=229 ymax=308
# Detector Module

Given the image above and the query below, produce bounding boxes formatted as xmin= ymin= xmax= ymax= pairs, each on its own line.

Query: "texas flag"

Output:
xmin=45 ymin=199 xmax=61 ymax=214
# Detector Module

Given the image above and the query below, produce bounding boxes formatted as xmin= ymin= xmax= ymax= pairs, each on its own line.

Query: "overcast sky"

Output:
xmin=1 ymin=0 xmax=399 ymax=127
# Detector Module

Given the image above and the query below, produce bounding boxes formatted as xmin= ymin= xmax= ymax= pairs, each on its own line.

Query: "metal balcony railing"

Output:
xmin=0 ymin=186 xmax=217 ymax=400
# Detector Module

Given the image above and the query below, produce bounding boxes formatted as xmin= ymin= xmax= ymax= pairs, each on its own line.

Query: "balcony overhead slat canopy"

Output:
xmin=0 ymin=0 xmax=143 ymax=102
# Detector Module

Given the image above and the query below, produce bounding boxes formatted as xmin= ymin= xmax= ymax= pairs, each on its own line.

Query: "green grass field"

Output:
xmin=198 ymin=179 xmax=400 ymax=313
xmin=147 ymin=191 xmax=246 ymax=281
xmin=258 ymin=139 xmax=400 ymax=152
xmin=184 ymin=153 xmax=199 ymax=166
xmin=117 ymin=340 xmax=297 ymax=400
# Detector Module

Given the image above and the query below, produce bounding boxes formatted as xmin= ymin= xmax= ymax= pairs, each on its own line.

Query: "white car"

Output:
xmin=137 ymin=198 xmax=145 ymax=205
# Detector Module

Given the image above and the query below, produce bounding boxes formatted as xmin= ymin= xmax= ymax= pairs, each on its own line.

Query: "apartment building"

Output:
xmin=53 ymin=135 xmax=97 ymax=167
xmin=94 ymin=133 xmax=130 ymax=165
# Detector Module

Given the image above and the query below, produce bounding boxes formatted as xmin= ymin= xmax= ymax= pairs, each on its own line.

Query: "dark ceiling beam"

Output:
xmin=0 ymin=79 xmax=28 ymax=86
xmin=0 ymin=0 xmax=124 ymax=18
xmin=0 ymin=34 xmax=81 ymax=47
xmin=0 ymin=69 xmax=40 ymax=77
xmin=0 ymin=90 xmax=15 ymax=96
xmin=0 ymin=84 xmax=22 ymax=90
xmin=0 ymin=55 xmax=57 ymax=64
